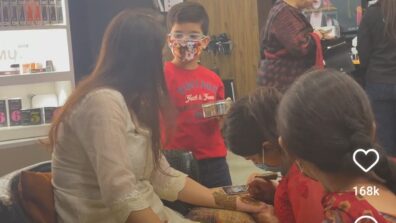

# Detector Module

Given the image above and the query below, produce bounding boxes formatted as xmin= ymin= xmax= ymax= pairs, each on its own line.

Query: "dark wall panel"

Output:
xmin=69 ymin=0 xmax=154 ymax=81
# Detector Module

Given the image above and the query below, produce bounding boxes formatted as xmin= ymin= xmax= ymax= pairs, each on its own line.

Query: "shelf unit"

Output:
xmin=0 ymin=124 xmax=50 ymax=142
xmin=0 ymin=25 xmax=67 ymax=31
xmin=0 ymin=136 xmax=47 ymax=150
xmin=0 ymin=71 xmax=72 ymax=87
xmin=0 ymin=0 xmax=74 ymax=146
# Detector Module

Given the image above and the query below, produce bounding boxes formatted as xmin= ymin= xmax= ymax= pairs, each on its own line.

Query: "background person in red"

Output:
xmin=222 ymin=87 xmax=325 ymax=223
xmin=163 ymin=2 xmax=232 ymax=188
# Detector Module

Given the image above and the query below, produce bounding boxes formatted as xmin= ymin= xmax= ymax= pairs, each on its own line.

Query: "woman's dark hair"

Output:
xmin=167 ymin=2 xmax=209 ymax=35
xmin=49 ymin=9 xmax=170 ymax=169
xmin=222 ymin=87 xmax=282 ymax=156
xmin=380 ymin=0 xmax=396 ymax=40
xmin=277 ymin=69 xmax=396 ymax=194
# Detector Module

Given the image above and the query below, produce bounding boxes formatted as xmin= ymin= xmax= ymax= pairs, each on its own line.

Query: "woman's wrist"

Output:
xmin=236 ymin=195 xmax=269 ymax=213
xmin=212 ymin=190 xmax=237 ymax=210
xmin=212 ymin=189 xmax=267 ymax=213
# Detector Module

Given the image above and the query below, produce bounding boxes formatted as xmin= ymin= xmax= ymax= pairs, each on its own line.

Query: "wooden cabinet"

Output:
xmin=188 ymin=0 xmax=273 ymax=98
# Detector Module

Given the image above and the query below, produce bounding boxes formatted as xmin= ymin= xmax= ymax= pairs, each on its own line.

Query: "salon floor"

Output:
xmin=226 ymin=151 xmax=265 ymax=185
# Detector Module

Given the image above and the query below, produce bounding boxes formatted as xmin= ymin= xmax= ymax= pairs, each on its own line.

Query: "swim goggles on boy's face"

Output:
xmin=168 ymin=32 xmax=207 ymax=41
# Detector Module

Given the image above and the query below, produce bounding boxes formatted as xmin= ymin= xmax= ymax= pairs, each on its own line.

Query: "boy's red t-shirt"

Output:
xmin=162 ymin=62 xmax=227 ymax=160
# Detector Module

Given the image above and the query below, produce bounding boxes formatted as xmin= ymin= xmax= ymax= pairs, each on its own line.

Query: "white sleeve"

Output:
xmin=72 ymin=90 xmax=150 ymax=222
xmin=150 ymin=154 xmax=188 ymax=201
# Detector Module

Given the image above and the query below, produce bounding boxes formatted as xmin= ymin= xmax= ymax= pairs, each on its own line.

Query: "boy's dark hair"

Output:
xmin=222 ymin=87 xmax=282 ymax=156
xmin=167 ymin=2 xmax=209 ymax=35
xmin=278 ymin=69 xmax=396 ymax=194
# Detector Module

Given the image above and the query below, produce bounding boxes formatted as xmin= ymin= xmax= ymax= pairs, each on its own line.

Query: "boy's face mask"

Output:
xmin=168 ymin=31 xmax=207 ymax=62
xmin=169 ymin=39 xmax=204 ymax=62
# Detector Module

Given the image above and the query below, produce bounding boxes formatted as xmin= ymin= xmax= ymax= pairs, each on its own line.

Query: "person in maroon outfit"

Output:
xmin=258 ymin=0 xmax=328 ymax=92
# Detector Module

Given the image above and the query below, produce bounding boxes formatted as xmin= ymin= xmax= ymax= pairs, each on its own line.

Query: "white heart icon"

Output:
xmin=354 ymin=215 xmax=378 ymax=223
xmin=352 ymin=149 xmax=380 ymax=173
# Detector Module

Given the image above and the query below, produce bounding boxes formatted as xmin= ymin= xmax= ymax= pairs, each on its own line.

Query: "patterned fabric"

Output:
xmin=322 ymin=192 xmax=396 ymax=223
xmin=274 ymin=163 xmax=325 ymax=223
xmin=186 ymin=207 xmax=256 ymax=223
xmin=258 ymin=0 xmax=316 ymax=92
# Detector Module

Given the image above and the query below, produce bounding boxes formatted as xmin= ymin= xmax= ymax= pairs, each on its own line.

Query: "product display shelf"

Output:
xmin=0 ymin=0 xmax=74 ymax=146
xmin=0 ymin=24 xmax=67 ymax=31
xmin=0 ymin=124 xmax=50 ymax=143
xmin=0 ymin=71 xmax=71 ymax=87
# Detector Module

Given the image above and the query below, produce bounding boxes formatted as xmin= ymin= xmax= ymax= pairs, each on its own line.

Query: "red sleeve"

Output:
xmin=272 ymin=9 xmax=315 ymax=57
xmin=287 ymin=164 xmax=325 ymax=223
xmin=309 ymin=32 xmax=324 ymax=68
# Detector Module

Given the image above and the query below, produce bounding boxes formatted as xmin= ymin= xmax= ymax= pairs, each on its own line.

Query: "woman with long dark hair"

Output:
xmin=278 ymin=69 xmax=396 ymax=222
xmin=358 ymin=0 xmax=396 ymax=156
xmin=50 ymin=9 xmax=266 ymax=223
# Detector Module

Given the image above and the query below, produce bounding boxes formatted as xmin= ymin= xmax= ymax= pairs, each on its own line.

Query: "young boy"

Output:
xmin=163 ymin=2 xmax=231 ymax=188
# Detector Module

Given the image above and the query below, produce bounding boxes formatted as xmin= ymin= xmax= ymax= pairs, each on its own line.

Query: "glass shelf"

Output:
xmin=0 ymin=24 xmax=67 ymax=31
xmin=0 ymin=71 xmax=72 ymax=87
xmin=0 ymin=124 xmax=50 ymax=142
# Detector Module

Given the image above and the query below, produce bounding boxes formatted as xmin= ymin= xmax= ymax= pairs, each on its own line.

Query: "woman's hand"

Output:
xmin=253 ymin=205 xmax=279 ymax=223
xmin=314 ymin=29 xmax=336 ymax=40
xmin=248 ymin=178 xmax=276 ymax=204
xmin=247 ymin=172 xmax=263 ymax=184
xmin=236 ymin=195 xmax=270 ymax=213
xmin=313 ymin=30 xmax=324 ymax=40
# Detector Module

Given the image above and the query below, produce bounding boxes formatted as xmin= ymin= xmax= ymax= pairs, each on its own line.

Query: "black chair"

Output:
xmin=0 ymin=152 xmax=199 ymax=221
xmin=162 ymin=150 xmax=200 ymax=216
xmin=0 ymin=161 xmax=51 ymax=223
xmin=162 ymin=150 xmax=200 ymax=182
